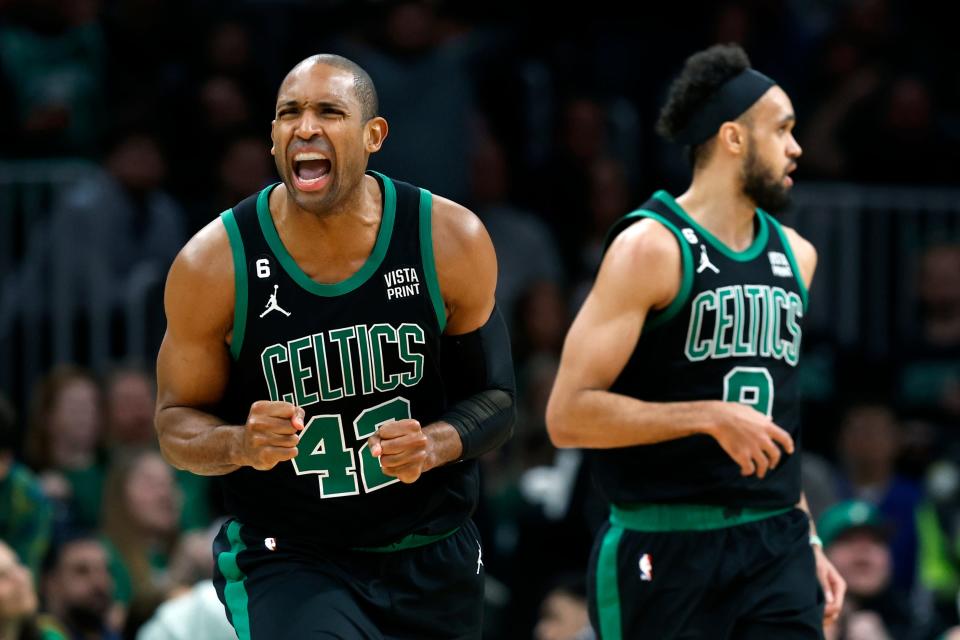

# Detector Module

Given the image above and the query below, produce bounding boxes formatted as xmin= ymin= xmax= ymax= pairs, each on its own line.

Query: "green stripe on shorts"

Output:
xmin=217 ymin=521 xmax=251 ymax=640
xmin=597 ymin=524 xmax=625 ymax=640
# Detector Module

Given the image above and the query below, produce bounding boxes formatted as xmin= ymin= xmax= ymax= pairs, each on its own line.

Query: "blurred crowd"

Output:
xmin=1 ymin=0 xmax=960 ymax=639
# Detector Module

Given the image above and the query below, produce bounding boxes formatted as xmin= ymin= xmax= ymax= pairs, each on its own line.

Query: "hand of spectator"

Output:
xmin=845 ymin=610 xmax=891 ymax=640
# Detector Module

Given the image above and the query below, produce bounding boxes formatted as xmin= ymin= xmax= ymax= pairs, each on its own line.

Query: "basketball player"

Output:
xmin=546 ymin=44 xmax=846 ymax=639
xmin=155 ymin=54 xmax=515 ymax=639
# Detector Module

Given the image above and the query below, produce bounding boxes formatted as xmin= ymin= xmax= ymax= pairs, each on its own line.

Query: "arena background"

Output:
xmin=1 ymin=1 xmax=958 ymax=638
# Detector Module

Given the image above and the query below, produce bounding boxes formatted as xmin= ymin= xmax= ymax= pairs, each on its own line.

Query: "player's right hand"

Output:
xmin=237 ymin=401 xmax=305 ymax=470
xmin=707 ymin=402 xmax=795 ymax=478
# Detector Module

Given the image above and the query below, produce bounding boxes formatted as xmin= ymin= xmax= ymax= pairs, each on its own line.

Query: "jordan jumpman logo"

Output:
xmin=260 ymin=284 xmax=291 ymax=318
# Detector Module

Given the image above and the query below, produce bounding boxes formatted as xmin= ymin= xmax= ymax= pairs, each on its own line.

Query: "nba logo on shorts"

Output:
xmin=264 ymin=537 xmax=277 ymax=551
xmin=639 ymin=553 xmax=653 ymax=581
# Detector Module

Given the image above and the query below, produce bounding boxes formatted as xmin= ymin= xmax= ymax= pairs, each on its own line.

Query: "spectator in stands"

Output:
xmin=103 ymin=368 xmax=155 ymax=455
xmin=835 ymin=400 xmax=923 ymax=591
xmin=820 ymin=500 xmax=920 ymax=640
xmin=0 ymin=539 xmax=66 ymax=640
xmin=469 ymin=130 xmax=564 ymax=328
xmin=534 ymin=572 xmax=594 ymax=640
xmin=100 ymin=451 xmax=182 ymax=606
xmin=24 ymin=367 xmax=105 ymax=535
xmin=0 ymin=395 xmax=52 ymax=580
xmin=0 ymin=0 xmax=106 ymax=156
xmin=20 ymin=129 xmax=186 ymax=319
xmin=898 ymin=243 xmax=960 ymax=422
xmin=41 ymin=534 xmax=117 ymax=640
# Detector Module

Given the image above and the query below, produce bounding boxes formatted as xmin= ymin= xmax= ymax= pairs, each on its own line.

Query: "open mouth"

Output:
xmin=292 ymin=152 xmax=332 ymax=190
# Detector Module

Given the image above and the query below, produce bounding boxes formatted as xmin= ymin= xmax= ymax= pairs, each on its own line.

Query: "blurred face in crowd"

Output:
xmin=50 ymin=376 xmax=101 ymax=463
xmin=45 ymin=540 xmax=113 ymax=630
xmin=740 ymin=86 xmax=802 ymax=214
xmin=826 ymin=529 xmax=891 ymax=599
xmin=108 ymin=135 xmax=166 ymax=192
xmin=839 ymin=404 xmax=899 ymax=475
xmin=920 ymin=245 xmax=960 ymax=313
xmin=271 ymin=61 xmax=387 ymax=216
xmin=106 ymin=370 xmax=156 ymax=447
xmin=534 ymin=589 xmax=590 ymax=640
xmin=126 ymin=452 xmax=181 ymax=536
xmin=0 ymin=542 xmax=37 ymax=624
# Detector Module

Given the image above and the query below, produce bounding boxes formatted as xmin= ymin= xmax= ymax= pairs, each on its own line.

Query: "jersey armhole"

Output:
xmin=417 ymin=188 xmax=447 ymax=333
xmin=608 ymin=209 xmax=694 ymax=331
xmin=765 ymin=213 xmax=810 ymax=311
xmin=220 ymin=209 xmax=248 ymax=360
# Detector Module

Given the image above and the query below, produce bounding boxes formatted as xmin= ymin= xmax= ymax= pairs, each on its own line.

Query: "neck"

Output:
xmin=676 ymin=167 xmax=758 ymax=250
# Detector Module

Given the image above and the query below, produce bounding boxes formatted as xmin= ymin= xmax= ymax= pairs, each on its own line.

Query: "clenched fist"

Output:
xmin=367 ymin=419 xmax=434 ymax=484
xmin=236 ymin=401 xmax=305 ymax=471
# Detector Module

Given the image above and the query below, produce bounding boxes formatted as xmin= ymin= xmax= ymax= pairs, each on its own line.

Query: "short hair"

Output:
xmin=287 ymin=54 xmax=379 ymax=122
xmin=656 ymin=44 xmax=752 ymax=168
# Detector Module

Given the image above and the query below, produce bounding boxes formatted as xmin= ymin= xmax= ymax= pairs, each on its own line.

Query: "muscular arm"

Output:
xmin=371 ymin=195 xmax=504 ymax=478
xmin=154 ymin=220 xmax=244 ymax=475
xmin=421 ymin=196 xmax=501 ymax=465
xmin=546 ymin=219 xmax=713 ymax=448
xmin=155 ymin=220 xmax=302 ymax=476
xmin=546 ymin=219 xmax=793 ymax=477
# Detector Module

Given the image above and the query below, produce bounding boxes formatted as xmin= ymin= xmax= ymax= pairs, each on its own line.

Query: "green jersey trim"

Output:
xmin=418 ymin=188 xmax=447 ymax=333
xmin=653 ymin=190 xmax=769 ymax=262
xmin=611 ymin=503 xmax=793 ymax=532
xmin=220 ymin=209 xmax=247 ymax=361
xmin=764 ymin=212 xmax=809 ymax=310
xmin=609 ymin=210 xmax=694 ymax=331
xmin=255 ymin=174 xmax=397 ymax=297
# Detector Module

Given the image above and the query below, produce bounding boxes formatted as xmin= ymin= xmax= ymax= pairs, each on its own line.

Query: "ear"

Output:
xmin=717 ymin=121 xmax=747 ymax=156
xmin=364 ymin=117 xmax=389 ymax=153
xmin=270 ymin=120 xmax=277 ymax=156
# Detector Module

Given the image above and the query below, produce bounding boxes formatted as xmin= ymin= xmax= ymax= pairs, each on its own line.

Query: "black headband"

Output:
xmin=674 ymin=68 xmax=776 ymax=146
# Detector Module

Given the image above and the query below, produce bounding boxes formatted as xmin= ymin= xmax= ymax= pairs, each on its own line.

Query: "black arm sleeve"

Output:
xmin=439 ymin=305 xmax=516 ymax=461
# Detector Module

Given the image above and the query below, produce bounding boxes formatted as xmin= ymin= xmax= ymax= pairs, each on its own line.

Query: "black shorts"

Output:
xmin=212 ymin=518 xmax=484 ymax=640
xmin=588 ymin=507 xmax=824 ymax=640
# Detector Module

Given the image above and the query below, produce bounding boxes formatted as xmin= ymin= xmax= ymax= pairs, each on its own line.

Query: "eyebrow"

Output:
xmin=275 ymin=99 xmax=350 ymax=111
xmin=778 ymin=113 xmax=796 ymax=126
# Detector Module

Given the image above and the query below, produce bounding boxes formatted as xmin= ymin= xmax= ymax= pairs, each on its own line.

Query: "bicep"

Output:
xmin=433 ymin=199 xmax=497 ymax=335
xmin=553 ymin=272 xmax=647 ymax=395
xmin=552 ymin=221 xmax=680 ymax=396
xmin=155 ymin=232 xmax=235 ymax=414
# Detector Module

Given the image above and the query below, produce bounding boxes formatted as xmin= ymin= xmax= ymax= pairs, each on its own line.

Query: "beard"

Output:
xmin=741 ymin=143 xmax=793 ymax=214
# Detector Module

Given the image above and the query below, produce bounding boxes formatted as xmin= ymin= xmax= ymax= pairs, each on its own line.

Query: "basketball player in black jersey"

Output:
xmin=154 ymin=54 xmax=515 ymax=639
xmin=547 ymin=45 xmax=846 ymax=639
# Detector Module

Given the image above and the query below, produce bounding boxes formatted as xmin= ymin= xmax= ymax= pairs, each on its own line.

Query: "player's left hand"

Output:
xmin=813 ymin=544 xmax=846 ymax=628
xmin=367 ymin=419 xmax=434 ymax=484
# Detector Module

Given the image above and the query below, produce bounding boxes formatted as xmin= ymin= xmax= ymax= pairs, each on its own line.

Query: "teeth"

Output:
xmin=294 ymin=152 xmax=327 ymax=162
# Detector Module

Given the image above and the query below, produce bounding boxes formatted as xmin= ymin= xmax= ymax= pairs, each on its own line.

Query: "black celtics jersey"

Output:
xmin=215 ymin=172 xmax=476 ymax=548
xmin=590 ymin=190 xmax=809 ymax=510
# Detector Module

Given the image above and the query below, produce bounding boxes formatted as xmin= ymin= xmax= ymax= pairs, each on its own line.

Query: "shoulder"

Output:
xmin=604 ymin=216 xmax=683 ymax=275
xmin=431 ymin=195 xmax=491 ymax=258
xmin=430 ymin=195 xmax=497 ymax=331
xmin=596 ymin=216 xmax=683 ymax=310
xmin=778 ymin=224 xmax=818 ymax=285
xmin=163 ymin=217 xmax=235 ymax=333
xmin=168 ymin=217 xmax=233 ymax=288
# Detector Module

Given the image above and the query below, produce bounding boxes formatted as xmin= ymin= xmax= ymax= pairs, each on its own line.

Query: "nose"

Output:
xmin=295 ymin=109 xmax=324 ymax=139
xmin=788 ymin=133 xmax=802 ymax=159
